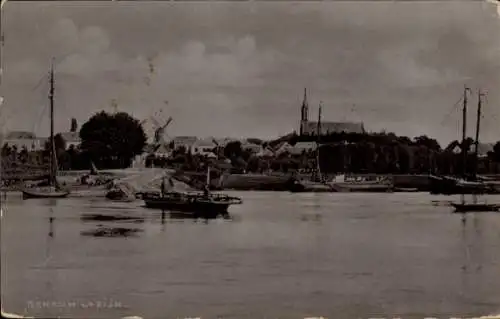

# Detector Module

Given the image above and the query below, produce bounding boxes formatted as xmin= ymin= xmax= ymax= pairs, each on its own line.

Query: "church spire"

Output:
xmin=302 ymin=88 xmax=308 ymax=110
xmin=300 ymin=88 xmax=309 ymax=135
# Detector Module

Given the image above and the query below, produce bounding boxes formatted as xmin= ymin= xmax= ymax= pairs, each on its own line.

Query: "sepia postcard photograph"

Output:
xmin=1 ymin=0 xmax=500 ymax=318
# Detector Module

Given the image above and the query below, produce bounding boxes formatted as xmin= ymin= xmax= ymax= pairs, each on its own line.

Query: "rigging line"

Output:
xmin=31 ymin=54 xmax=74 ymax=92
xmin=33 ymin=102 xmax=48 ymax=137
xmin=31 ymin=71 xmax=48 ymax=92
xmin=439 ymin=96 xmax=463 ymax=126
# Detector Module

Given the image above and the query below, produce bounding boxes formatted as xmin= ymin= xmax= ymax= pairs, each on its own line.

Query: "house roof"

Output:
xmin=193 ymin=139 xmax=216 ymax=147
xmin=288 ymin=142 xmax=317 ymax=155
xmin=154 ymin=144 xmax=171 ymax=154
xmin=294 ymin=141 xmax=317 ymax=149
xmin=241 ymin=142 xmax=261 ymax=150
xmin=173 ymin=136 xmax=198 ymax=145
xmin=211 ymin=137 xmax=233 ymax=146
xmin=257 ymin=148 xmax=274 ymax=157
xmin=6 ymin=131 xmax=36 ymax=139
xmin=59 ymin=131 xmax=81 ymax=142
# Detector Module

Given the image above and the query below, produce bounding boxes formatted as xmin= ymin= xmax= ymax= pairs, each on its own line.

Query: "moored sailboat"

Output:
xmin=288 ymin=101 xmax=336 ymax=193
xmin=22 ymin=60 xmax=70 ymax=199
xmin=430 ymin=87 xmax=500 ymax=195
xmin=450 ymin=88 xmax=499 ymax=212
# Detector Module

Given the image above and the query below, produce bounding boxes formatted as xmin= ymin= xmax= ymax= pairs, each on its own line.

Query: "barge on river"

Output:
xmin=142 ymin=191 xmax=243 ymax=218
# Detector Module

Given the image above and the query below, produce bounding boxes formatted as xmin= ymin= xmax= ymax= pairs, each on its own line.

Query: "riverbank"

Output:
xmin=4 ymin=168 xmax=500 ymax=192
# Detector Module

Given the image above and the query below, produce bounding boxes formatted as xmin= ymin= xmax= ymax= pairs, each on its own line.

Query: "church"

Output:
xmin=298 ymin=88 xmax=366 ymax=136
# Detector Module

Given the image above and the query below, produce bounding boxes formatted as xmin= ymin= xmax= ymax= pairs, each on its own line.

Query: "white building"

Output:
xmin=172 ymin=136 xmax=198 ymax=151
xmin=59 ymin=131 xmax=81 ymax=149
xmin=256 ymin=147 xmax=275 ymax=158
xmin=153 ymin=144 xmax=172 ymax=158
xmin=274 ymin=142 xmax=293 ymax=156
xmin=3 ymin=131 xmax=44 ymax=151
xmin=288 ymin=141 xmax=317 ymax=155
xmin=190 ymin=138 xmax=216 ymax=156
xmin=241 ymin=141 xmax=262 ymax=153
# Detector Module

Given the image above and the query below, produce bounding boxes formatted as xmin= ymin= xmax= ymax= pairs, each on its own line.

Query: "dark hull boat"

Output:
xmin=451 ymin=203 xmax=500 ymax=213
xmin=429 ymin=174 xmax=499 ymax=195
xmin=143 ymin=191 xmax=243 ymax=219
xmin=446 ymin=88 xmax=500 ymax=213
xmin=288 ymin=178 xmax=336 ymax=193
xmin=331 ymin=182 xmax=394 ymax=193
xmin=22 ymin=187 xmax=70 ymax=199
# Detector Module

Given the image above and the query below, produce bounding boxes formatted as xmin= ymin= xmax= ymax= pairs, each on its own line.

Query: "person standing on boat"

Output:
xmin=161 ymin=176 xmax=167 ymax=197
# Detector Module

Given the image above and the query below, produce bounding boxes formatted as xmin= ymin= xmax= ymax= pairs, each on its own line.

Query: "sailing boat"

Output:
xmin=429 ymin=87 xmax=499 ymax=195
xmin=142 ymin=162 xmax=243 ymax=217
xmin=22 ymin=60 xmax=70 ymax=199
xmin=289 ymin=102 xmax=335 ymax=193
xmin=450 ymin=89 xmax=500 ymax=213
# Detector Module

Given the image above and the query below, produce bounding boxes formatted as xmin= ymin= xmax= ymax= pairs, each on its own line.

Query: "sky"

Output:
xmin=1 ymin=1 xmax=499 ymax=146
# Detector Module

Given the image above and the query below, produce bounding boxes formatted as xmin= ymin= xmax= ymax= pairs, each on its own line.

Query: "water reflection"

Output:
xmin=460 ymin=213 xmax=485 ymax=274
xmin=300 ymin=213 xmax=322 ymax=222
xmin=80 ymin=213 xmax=145 ymax=223
xmin=5 ymin=192 xmax=500 ymax=318
xmin=80 ymin=210 xmax=145 ymax=237
xmin=80 ymin=226 xmax=144 ymax=238
xmin=153 ymin=209 xmax=233 ymax=222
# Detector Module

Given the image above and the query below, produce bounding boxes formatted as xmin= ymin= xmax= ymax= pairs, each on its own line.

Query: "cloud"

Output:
xmin=9 ymin=17 xmax=279 ymax=137
xmin=377 ymin=46 xmax=469 ymax=89
xmin=2 ymin=3 xmax=499 ymax=142
xmin=147 ymin=35 xmax=272 ymax=89
xmin=48 ymin=17 xmax=276 ymax=91
xmin=49 ymin=19 xmax=124 ymax=78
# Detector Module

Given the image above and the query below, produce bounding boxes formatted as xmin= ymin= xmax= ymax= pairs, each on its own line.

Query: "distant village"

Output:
xmin=1 ymin=88 xmax=498 ymax=178
xmin=0 ymin=88 xmax=368 ymax=166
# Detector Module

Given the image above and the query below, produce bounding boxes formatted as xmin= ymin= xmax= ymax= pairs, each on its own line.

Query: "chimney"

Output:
xmin=70 ymin=118 xmax=78 ymax=132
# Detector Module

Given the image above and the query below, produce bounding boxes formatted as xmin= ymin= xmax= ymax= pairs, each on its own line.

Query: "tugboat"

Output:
xmin=143 ymin=166 xmax=243 ymax=218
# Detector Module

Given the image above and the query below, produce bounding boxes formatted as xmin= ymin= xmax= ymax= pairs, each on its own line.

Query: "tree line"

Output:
xmin=1 ymin=111 xmax=500 ymax=175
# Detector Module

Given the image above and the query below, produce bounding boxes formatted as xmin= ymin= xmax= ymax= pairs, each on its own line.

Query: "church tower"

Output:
xmin=299 ymin=88 xmax=309 ymax=135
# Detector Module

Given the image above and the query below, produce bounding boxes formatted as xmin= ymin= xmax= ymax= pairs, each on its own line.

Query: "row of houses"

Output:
xmin=1 ymin=130 xmax=81 ymax=151
xmin=152 ymin=136 xmax=319 ymax=159
xmin=1 ymin=128 xmax=322 ymax=156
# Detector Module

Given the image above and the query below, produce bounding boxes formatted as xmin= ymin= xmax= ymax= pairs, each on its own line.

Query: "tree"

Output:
xmin=1 ymin=143 xmax=11 ymax=158
xmin=44 ymin=133 xmax=66 ymax=152
xmin=79 ymin=111 xmax=147 ymax=169
xmin=492 ymin=141 xmax=500 ymax=162
xmin=413 ymin=135 xmax=441 ymax=151
xmin=224 ymin=141 xmax=243 ymax=159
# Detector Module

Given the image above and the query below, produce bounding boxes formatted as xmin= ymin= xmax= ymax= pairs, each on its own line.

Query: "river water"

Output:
xmin=2 ymin=191 xmax=500 ymax=319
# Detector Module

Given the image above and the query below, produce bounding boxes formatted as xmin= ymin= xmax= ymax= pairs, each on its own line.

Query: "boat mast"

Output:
xmin=461 ymin=86 xmax=470 ymax=178
xmin=49 ymin=59 xmax=56 ymax=187
xmin=0 ymin=5 xmax=4 ymax=208
xmin=206 ymin=165 xmax=210 ymax=188
xmin=316 ymin=101 xmax=322 ymax=182
xmin=473 ymin=89 xmax=483 ymax=179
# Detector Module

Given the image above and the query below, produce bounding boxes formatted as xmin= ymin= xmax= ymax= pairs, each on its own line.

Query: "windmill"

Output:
xmin=148 ymin=107 xmax=173 ymax=145
xmin=151 ymin=115 xmax=173 ymax=146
